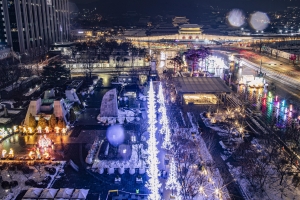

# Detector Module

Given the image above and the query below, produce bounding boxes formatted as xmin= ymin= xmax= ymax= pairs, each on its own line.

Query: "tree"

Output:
xmin=41 ymin=65 xmax=70 ymax=86
xmin=28 ymin=113 xmax=37 ymax=128
xmin=38 ymin=117 xmax=48 ymax=129
xmin=49 ymin=114 xmax=57 ymax=129
xmin=169 ymin=56 xmax=184 ymax=73
xmin=172 ymin=135 xmax=204 ymax=199
xmin=165 ymin=157 xmax=181 ymax=196
xmin=184 ymin=47 xmax=210 ymax=74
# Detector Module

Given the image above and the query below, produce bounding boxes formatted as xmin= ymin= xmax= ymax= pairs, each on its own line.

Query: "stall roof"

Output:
xmin=174 ymin=77 xmax=231 ymax=94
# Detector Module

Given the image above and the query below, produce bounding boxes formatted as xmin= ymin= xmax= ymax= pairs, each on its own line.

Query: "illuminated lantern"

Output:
xmin=37 ymin=126 xmax=42 ymax=134
xmin=55 ymin=127 xmax=60 ymax=134
xmin=29 ymin=151 xmax=35 ymax=159
xmin=38 ymin=134 xmax=52 ymax=149
xmin=2 ymin=149 xmax=7 ymax=158
xmin=8 ymin=148 xmax=14 ymax=158
xmin=45 ymin=126 xmax=49 ymax=134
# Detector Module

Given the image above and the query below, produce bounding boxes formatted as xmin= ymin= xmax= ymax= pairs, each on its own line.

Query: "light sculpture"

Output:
xmin=165 ymin=157 xmax=181 ymax=198
xmin=45 ymin=126 xmax=49 ymax=134
xmin=146 ymin=80 xmax=161 ymax=200
xmin=2 ymin=149 xmax=7 ymax=158
xmin=37 ymin=126 xmax=42 ymax=134
xmin=38 ymin=134 xmax=52 ymax=149
xmin=55 ymin=127 xmax=60 ymax=134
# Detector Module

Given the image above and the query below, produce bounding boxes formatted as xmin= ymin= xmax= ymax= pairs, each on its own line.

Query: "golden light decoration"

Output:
xmin=8 ymin=148 xmax=14 ymax=158
xmin=28 ymin=151 xmax=35 ymax=159
xmin=13 ymin=126 xmax=17 ymax=132
xmin=38 ymin=134 xmax=52 ymax=149
xmin=23 ymin=127 xmax=27 ymax=133
xmin=43 ymin=152 xmax=50 ymax=160
xmin=55 ymin=127 xmax=60 ymax=134
xmin=37 ymin=126 xmax=42 ymax=134
xmin=61 ymin=128 xmax=66 ymax=134
xmin=45 ymin=126 xmax=49 ymax=134
xmin=28 ymin=127 xmax=33 ymax=134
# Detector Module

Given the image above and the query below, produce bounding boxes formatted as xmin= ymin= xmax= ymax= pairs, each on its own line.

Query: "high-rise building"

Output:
xmin=1 ymin=0 xmax=70 ymax=56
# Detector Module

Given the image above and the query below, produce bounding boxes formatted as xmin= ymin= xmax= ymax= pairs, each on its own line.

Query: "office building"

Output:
xmin=1 ymin=0 xmax=70 ymax=57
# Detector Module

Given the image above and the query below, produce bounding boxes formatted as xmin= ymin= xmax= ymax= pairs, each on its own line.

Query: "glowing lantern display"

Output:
xmin=38 ymin=134 xmax=52 ymax=149
xmin=36 ymin=148 xmax=41 ymax=159
xmin=37 ymin=126 xmax=42 ymax=134
xmin=45 ymin=126 xmax=49 ymax=134
xmin=62 ymin=128 xmax=66 ymax=135
xmin=55 ymin=127 xmax=60 ymax=134
xmin=28 ymin=127 xmax=33 ymax=134
xmin=8 ymin=148 xmax=14 ymax=158
xmin=2 ymin=149 xmax=7 ymax=158
xmin=29 ymin=151 xmax=34 ymax=159
xmin=43 ymin=152 xmax=50 ymax=160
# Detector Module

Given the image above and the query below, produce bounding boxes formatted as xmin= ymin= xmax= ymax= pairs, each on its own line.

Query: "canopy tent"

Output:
xmin=23 ymin=188 xmax=43 ymax=199
xmin=174 ymin=77 xmax=231 ymax=94
xmin=55 ymin=188 xmax=74 ymax=199
xmin=71 ymin=189 xmax=89 ymax=199
xmin=39 ymin=188 xmax=59 ymax=199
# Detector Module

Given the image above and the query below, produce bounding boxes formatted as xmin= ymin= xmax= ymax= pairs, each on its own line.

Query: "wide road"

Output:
xmin=218 ymin=47 xmax=300 ymax=83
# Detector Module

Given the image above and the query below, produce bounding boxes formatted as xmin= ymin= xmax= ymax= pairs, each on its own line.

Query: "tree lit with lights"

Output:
xmin=165 ymin=157 xmax=181 ymax=199
xmin=146 ymin=80 xmax=161 ymax=200
xmin=158 ymin=82 xmax=172 ymax=149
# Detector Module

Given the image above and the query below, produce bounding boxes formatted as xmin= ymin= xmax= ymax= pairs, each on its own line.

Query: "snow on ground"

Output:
xmin=227 ymin=137 xmax=300 ymax=200
xmin=97 ymin=109 xmax=136 ymax=124
xmin=0 ymin=118 xmax=12 ymax=124
xmin=24 ymin=85 xmax=40 ymax=97
xmin=7 ymin=110 xmax=21 ymax=115
xmin=0 ymin=161 xmax=65 ymax=200
xmin=187 ymin=113 xmax=231 ymax=199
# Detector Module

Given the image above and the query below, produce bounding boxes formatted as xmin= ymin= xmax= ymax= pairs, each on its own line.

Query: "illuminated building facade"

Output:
xmin=1 ymin=0 xmax=70 ymax=56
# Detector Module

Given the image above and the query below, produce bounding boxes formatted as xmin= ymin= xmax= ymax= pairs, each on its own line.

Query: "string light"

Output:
xmin=165 ymin=157 xmax=181 ymax=199
xmin=158 ymin=82 xmax=172 ymax=149
xmin=146 ymin=80 xmax=161 ymax=200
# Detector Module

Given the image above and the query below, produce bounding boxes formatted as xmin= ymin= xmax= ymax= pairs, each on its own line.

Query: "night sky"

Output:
xmin=71 ymin=0 xmax=300 ymax=14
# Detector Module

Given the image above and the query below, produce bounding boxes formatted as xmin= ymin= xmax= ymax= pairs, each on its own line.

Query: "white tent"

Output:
xmin=71 ymin=189 xmax=89 ymax=199
xmin=55 ymin=188 xmax=74 ymax=199
xmin=40 ymin=188 xmax=59 ymax=199
xmin=23 ymin=188 xmax=43 ymax=199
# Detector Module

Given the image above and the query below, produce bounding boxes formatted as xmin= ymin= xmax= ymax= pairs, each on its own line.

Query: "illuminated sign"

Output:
xmin=78 ymin=31 xmax=84 ymax=34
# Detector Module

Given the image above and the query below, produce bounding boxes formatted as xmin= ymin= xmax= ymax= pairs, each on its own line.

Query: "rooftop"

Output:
xmin=179 ymin=24 xmax=203 ymax=29
xmin=174 ymin=77 xmax=231 ymax=94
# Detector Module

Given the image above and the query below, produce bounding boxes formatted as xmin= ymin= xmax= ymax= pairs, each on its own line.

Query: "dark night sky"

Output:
xmin=71 ymin=0 xmax=300 ymax=15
